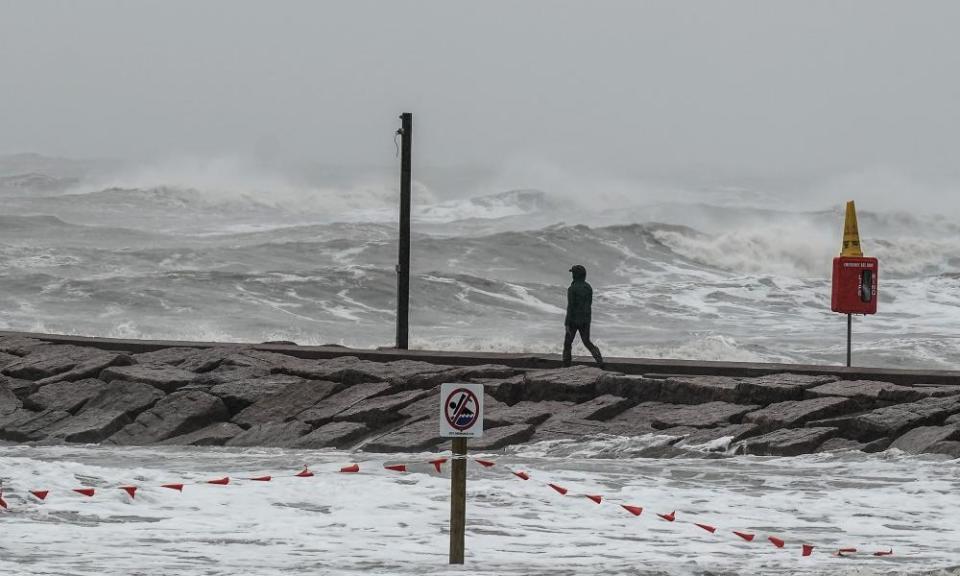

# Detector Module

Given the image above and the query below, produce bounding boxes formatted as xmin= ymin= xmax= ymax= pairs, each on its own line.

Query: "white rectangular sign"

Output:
xmin=439 ymin=382 xmax=484 ymax=438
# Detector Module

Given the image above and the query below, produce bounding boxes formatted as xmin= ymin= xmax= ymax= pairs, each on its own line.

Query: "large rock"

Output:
xmin=33 ymin=353 xmax=134 ymax=386
xmin=469 ymin=424 xmax=535 ymax=450
xmin=24 ymin=378 xmax=110 ymax=414
xmin=807 ymin=380 xmax=938 ymax=405
xmin=193 ymin=366 xmax=272 ymax=387
xmin=808 ymin=396 xmax=960 ymax=442
xmin=292 ymin=421 xmax=370 ymax=449
xmin=49 ymin=380 xmax=168 ymax=443
xmin=738 ymin=427 xmax=838 ymax=456
xmin=101 ymin=364 xmax=199 ymax=393
xmin=734 ymin=374 xmax=836 ymax=405
xmin=657 ymin=375 xmax=742 ymax=404
xmin=163 ymin=422 xmax=243 ymax=446
xmin=226 ymin=421 xmax=312 ymax=447
xmin=888 ymin=426 xmax=960 ymax=454
xmin=108 ymin=390 xmax=229 ymax=445
xmin=2 ymin=345 xmax=127 ymax=381
xmin=296 ymin=382 xmax=393 ymax=426
xmin=208 ymin=375 xmax=306 ymax=413
xmin=947 ymin=414 xmax=960 ymax=425
xmin=611 ymin=401 xmax=757 ymax=430
xmin=475 ymin=375 xmax=525 ymax=404
xmin=363 ymin=419 xmax=443 ymax=452
xmin=0 ymin=336 xmax=49 ymax=356
xmin=815 ymin=437 xmax=867 ymax=453
xmin=232 ymin=380 xmax=341 ymax=428
xmin=0 ymin=409 xmax=72 ymax=441
xmin=927 ymin=441 xmax=960 ymax=458
xmin=532 ymin=416 xmax=658 ymax=443
xmin=275 ymin=356 xmax=389 ymax=384
xmin=670 ymin=424 xmax=759 ymax=449
xmin=567 ymin=395 xmax=634 ymax=421
xmin=596 ymin=374 xmax=661 ymax=402
xmin=521 ymin=366 xmax=605 ymax=402
xmin=743 ymin=397 xmax=854 ymax=432
xmin=335 ymin=389 xmax=429 ymax=426
xmin=1 ymin=375 xmax=40 ymax=400
xmin=0 ymin=381 xmax=21 ymax=416
xmin=132 ymin=347 xmax=204 ymax=366
xmin=486 ymin=400 xmax=575 ymax=427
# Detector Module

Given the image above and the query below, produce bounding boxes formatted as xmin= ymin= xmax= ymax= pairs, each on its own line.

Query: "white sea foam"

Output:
xmin=0 ymin=445 xmax=958 ymax=575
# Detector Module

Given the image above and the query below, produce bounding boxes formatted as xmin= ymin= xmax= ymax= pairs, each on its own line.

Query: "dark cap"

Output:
xmin=569 ymin=264 xmax=587 ymax=276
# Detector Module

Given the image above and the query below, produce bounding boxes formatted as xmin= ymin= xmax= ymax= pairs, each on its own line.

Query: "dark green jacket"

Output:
xmin=565 ymin=279 xmax=593 ymax=326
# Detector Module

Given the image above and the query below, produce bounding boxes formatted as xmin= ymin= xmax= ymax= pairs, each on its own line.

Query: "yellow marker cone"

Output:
xmin=840 ymin=200 xmax=864 ymax=257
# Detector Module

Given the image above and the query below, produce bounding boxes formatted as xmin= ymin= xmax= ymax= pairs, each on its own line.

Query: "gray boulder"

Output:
xmin=469 ymin=424 xmax=535 ymax=451
xmin=743 ymin=397 xmax=854 ymax=432
xmin=946 ymin=413 xmax=960 ymax=425
xmin=596 ymin=373 xmax=662 ymax=402
xmin=521 ymin=366 xmax=605 ymax=402
xmin=809 ymin=396 xmax=960 ymax=442
xmin=657 ymin=375 xmax=742 ymax=405
xmin=486 ymin=400 xmax=575 ymax=427
xmin=1 ymin=381 xmax=21 ymax=416
xmin=807 ymin=380 xmax=935 ymax=405
xmin=0 ymin=409 xmax=72 ymax=442
xmin=738 ymin=427 xmax=838 ymax=456
xmin=292 ymin=421 xmax=370 ymax=449
xmin=671 ymin=424 xmax=759 ymax=449
xmin=0 ymin=336 xmax=49 ymax=356
xmin=208 ymin=375 xmax=306 ymax=413
xmin=34 ymin=353 xmax=134 ymax=386
xmin=335 ymin=389 xmax=430 ymax=426
xmin=296 ymin=382 xmax=393 ymax=426
xmin=47 ymin=409 xmax=130 ymax=443
xmin=226 ymin=421 xmax=312 ymax=447
xmin=163 ymin=422 xmax=244 ymax=446
xmin=567 ymin=394 xmax=634 ymax=421
xmin=816 ymin=437 xmax=867 ymax=453
xmin=2 ymin=345 xmax=127 ymax=381
xmin=232 ymin=380 xmax=341 ymax=428
xmin=25 ymin=378 xmax=110 ymax=413
xmin=1 ymin=375 xmax=40 ymax=399
xmin=363 ymin=419 xmax=444 ymax=452
xmin=735 ymin=373 xmax=836 ymax=405
xmin=612 ymin=401 xmax=757 ymax=430
xmin=108 ymin=390 xmax=229 ymax=445
xmin=927 ymin=441 xmax=960 ymax=458
xmin=100 ymin=364 xmax=198 ymax=393
xmin=888 ymin=426 xmax=960 ymax=454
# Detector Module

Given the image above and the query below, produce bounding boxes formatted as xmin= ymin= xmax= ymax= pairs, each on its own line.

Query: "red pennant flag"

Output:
xmin=475 ymin=459 xmax=496 ymax=468
xmin=768 ymin=536 xmax=785 ymax=548
xmin=621 ymin=505 xmax=644 ymax=517
xmin=120 ymin=486 xmax=137 ymax=499
xmin=657 ymin=511 xmax=676 ymax=522
xmin=207 ymin=477 xmax=230 ymax=485
xmin=695 ymin=523 xmax=716 ymax=533
xmin=249 ymin=476 xmax=272 ymax=482
xmin=0 ymin=496 xmax=7 ymax=510
xmin=31 ymin=490 xmax=49 ymax=501
xmin=430 ymin=458 xmax=447 ymax=473
xmin=734 ymin=531 xmax=755 ymax=542
xmin=837 ymin=548 xmax=857 ymax=556
xmin=340 ymin=464 xmax=360 ymax=473
xmin=384 ymin=464 xmax=407 ymax=472
xmin=549 ymin=483 xmax=568 ymax=495
xmin=74 ymin=488 xmax=96 ymax=497
xmin=512 ymin=471 xmax=530 ymax=480
xmin=295 ymin=468 xmax=315 ymax=478
xmin=873 ymin=549 xmax=893 ymax=557
xmin=161 ymin=483 xmax=184 ymax=492
xmin=585 ymin=494 xmax=602 ymax=504
xmin=802 ymin=544 xmax=815 ymax=557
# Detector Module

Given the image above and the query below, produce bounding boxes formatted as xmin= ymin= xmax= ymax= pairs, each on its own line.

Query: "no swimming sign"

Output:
xmin=439 ymin=383 xmax=484 ymax=438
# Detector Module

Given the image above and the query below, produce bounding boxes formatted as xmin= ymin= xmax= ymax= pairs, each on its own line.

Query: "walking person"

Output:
xmin=563 ymin=264 xmax=604 ymax=368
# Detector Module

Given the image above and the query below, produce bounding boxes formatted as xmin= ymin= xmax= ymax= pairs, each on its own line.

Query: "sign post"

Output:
xmin=439 ymin=382 xmax=484 ymax=565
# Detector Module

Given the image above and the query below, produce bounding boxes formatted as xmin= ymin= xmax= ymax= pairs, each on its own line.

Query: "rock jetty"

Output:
xmin=2 ymin=335 xmax=960 ymax=457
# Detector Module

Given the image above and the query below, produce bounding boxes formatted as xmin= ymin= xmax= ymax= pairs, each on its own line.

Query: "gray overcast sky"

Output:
xmin=2 ymin=0 xmax=959 ymax=179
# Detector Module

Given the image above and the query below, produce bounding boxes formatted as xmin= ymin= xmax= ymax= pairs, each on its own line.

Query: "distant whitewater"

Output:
xmin=2 ymin=155 xmax=959 ymax=369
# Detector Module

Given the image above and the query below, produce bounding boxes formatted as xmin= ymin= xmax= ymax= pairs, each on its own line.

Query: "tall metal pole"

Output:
xmin=449 ymin=437 xmax=467 ymax=564
xmin=396 ymin=113 xmax=412 ymax=349
xmin=846 ymin=314 xmax=852 ymax=367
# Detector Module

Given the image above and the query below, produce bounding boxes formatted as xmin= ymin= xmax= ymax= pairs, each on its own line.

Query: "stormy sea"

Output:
xmin=2 ymin=153 xmax=959 ymax=369
xmin=3 ymin=154 xmax=960 ymax=575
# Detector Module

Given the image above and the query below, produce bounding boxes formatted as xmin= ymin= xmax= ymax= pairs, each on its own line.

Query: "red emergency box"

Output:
xmin=831 ymin=256 xmax=878 ymax=314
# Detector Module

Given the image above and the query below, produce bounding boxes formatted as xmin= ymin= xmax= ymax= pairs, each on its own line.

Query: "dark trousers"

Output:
xmin=563 ymin=323 xmax=603 ymax=366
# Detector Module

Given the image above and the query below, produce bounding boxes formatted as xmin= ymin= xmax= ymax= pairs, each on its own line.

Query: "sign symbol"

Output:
xmin=445 ymin=388 xmax=479 ymax=431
